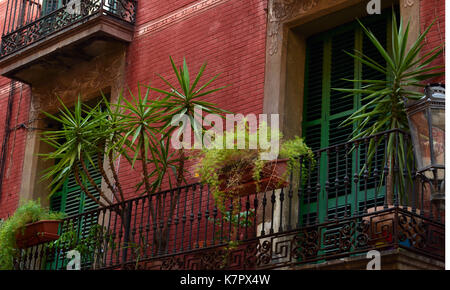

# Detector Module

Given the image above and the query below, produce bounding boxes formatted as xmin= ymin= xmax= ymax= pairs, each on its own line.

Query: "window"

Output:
xmin=301 ymin=12 xmax=391 ymax=227
xmin=45 ymin=99 xmax=105 ymax=270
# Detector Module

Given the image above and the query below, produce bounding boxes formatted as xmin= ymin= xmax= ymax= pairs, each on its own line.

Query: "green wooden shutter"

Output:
xmin=48 ymin=154 xmax=103 ymax=269
xmin=50 ymin=155 xmax=102 ymax=217
xmin=302 ymin=13 xmax=390 ymax=226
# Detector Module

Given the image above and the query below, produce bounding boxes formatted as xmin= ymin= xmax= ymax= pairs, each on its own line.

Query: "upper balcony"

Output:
xmin=0 ymin=0 xmax=136 ymax=85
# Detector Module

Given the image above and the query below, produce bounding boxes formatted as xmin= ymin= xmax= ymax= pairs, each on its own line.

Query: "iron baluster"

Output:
xmin=279 ymin=187 xmax=284 ymax=232
xmin=180 ymin=186 xmax=189 ymax=252
xmin=164 ymin=190 xmax=173 ymax=255
xmin=245 ymin=195 xmax=250 ymax=239
xmin=173 ymin=187 xmax=181 ymax=253
xmin=253 ymin=193 xmax=258 ymax=236
xmin=344 ymin=143 xmax=350 ymax=217
xmin=384 ymin=133 xmax=389 ymax=210
xmin=394 ymin=131 xmax=400 ymax=208
xmin=188 ymin=184 xmax=196 ymax=250
xmin=204 ymin=185 xmax=211 ymax=247
xmin=374 ymin=135 xmax=380 ymax=212
xmin=324 ymin=148 xmax=329 ymax=222
xmin=297 ymin=156 xmax=303 ymax=229
xmin=212 ymin=200 xmax=218 ymax=245
xmin=196 ymin=184 xmax=203 ymax=248
xmin=335 ymin=146 xmax=339 ymax=221
xmin=363 ymin=138 xmax=369 ymax=213
xmin=353 ymin=141 xmax=359 ymax=216
xmin=306 ymin=158 xmax=312 ymax=225
xmin=315 ymin=151 xmax=320 ymax=224
xmin=270 ymin=190 xmax=275 ymax=234
xmin=261 ymin=191 xmax=267 ymax=236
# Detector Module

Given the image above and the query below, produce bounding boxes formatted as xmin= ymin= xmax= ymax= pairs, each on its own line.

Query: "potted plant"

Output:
xmin=195 ymin=124 xmax=314 ymax=213
xmin=0 ymin=199 xmax=65 ymax=270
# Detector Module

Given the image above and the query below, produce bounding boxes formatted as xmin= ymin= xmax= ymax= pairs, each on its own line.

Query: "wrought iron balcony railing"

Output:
xmin=14 ymin=130 xmax=444 ymax=270
xmin=0 ymin=0 xmax=137 ymax=57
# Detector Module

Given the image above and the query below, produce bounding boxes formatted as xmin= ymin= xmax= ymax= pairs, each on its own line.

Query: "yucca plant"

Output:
xmin=334 ymin=11 xmax=444 ymax=201
xmin=147 ymin=56 xmax=230 ymax=186
xmin=40 ymin=56 xmax=229 ymax=254
xmin=40 ymin=97 xmax=117 ymax=208
xmin=145 ymin=57 xmax=230 ymax=252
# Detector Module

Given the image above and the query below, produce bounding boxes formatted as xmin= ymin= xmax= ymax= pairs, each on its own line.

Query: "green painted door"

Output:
xmin=301 ymin=13 xmax=390 ymax=230
xmin=47 ymin=154 xmax=103 ymax=270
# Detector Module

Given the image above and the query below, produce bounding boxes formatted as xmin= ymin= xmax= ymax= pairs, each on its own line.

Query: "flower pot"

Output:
xmin=218 ymin=159 xmax=289 ymax=197
xmin=15 ymin=220 xmax=61 ymax=249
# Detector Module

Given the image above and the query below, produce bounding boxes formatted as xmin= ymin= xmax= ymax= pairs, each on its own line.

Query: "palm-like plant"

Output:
xmin=148 ymin=56 xmax=230 ymax=186
xmin=334 ymin=11 xmax=444 ymax=200
xmin=40 ymin=97 xmax=115 ymax=207
xmin=145 ymin=57 xmax=230 ymax=251
xmin=40 ymin=56 xmax=229 ymax=253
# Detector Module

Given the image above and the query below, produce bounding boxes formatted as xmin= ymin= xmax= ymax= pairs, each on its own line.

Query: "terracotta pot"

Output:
xmin=15 ymin=220 xmax=61 ymax=249
xmin=218 ymin=159 xmax=289 ymax=197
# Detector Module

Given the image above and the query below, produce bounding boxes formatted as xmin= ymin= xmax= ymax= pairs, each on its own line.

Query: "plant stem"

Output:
xmin=73 ymin=164 xmax=107 ymax=208
xmin=108 ymin=149 xmax=125 ymax=202
xmin=79 ymin=157 xmax=113 ymax=206
xmin=97 ymin=150 xmax=122 ymax=204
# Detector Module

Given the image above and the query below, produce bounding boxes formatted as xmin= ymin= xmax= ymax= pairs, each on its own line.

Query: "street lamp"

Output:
xmin=405 ymin=84 xmax=445 ymax=209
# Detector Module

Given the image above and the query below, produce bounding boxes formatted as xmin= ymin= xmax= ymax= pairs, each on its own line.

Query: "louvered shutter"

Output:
xmin=358 ymin=17 xmax=388 ymax=197
xmin=302 ymin=13 xmax=389 ymax=226
xmin=48 ymin=154 xmax=103 ymax=269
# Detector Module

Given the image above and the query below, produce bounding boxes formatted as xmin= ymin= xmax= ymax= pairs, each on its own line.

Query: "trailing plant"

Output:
xmin=279 ymin=136 xmax=315 ymax=185
xmin=195 ymin=124 xmax=314 ymax=213
xmin=333 ymin=10 xmax=444 ymax=201
xmin=0 ymin=199 xmax=65 ymax=270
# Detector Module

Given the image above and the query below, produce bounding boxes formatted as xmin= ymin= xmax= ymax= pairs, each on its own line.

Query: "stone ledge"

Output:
xmin=292 ymin=248 xmax=444 ymax=270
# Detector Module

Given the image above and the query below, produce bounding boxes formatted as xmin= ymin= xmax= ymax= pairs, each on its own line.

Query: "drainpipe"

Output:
xmin=0 ymin=80 xmax=16 ymax=198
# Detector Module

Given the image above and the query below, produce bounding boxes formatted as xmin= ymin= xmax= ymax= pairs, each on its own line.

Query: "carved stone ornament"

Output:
xmin=268 ymin=0 xmax=320 ymax=55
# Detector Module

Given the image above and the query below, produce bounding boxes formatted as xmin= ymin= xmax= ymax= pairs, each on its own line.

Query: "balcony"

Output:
xmin=14 ymin=130 xmax=444 ymax=270
xmin=0 ymin=0 xmax=136 ymax=84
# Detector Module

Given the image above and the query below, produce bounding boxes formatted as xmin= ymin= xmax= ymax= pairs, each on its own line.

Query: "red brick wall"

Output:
xmin=0 ymin=81 xmax=31 ymax=218
xmin=119 ymin=0 xmax=268 ymax=200
xmin=420 ymin=0 xmax=445 ymax=84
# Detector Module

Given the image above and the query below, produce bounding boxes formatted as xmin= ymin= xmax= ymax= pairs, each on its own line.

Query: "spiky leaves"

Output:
xmin=334 ymin=11 xmax=444 ymax=200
